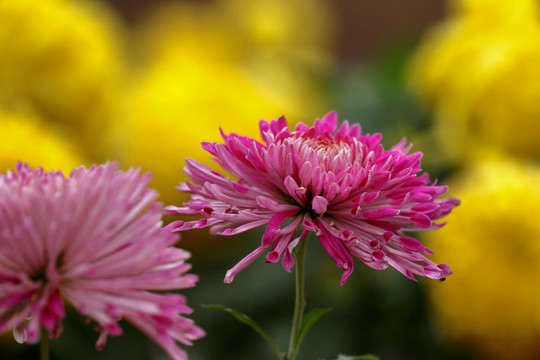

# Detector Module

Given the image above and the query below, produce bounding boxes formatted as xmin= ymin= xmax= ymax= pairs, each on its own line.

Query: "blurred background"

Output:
xmin=1 ymin=0 xmax=540 ymax=359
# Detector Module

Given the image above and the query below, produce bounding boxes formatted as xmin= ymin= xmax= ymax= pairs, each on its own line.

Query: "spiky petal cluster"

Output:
xmin=166 ymin=112 xmax=459 ymax=285
xmin=0 ymin=162 xmax=204 ymax=360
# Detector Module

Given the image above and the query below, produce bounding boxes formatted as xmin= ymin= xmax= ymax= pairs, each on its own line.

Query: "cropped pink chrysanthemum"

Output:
xmin=0 ymin=162 xmax=204 ymax=360
xmin=165 ymin=112 xmax=459 ymax=285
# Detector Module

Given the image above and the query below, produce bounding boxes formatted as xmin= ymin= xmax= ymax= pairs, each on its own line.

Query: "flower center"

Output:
xmin=30 ymin=267 xmax=46 ymax=283
xmin=302 ymin=136 xmax=344 ymax=155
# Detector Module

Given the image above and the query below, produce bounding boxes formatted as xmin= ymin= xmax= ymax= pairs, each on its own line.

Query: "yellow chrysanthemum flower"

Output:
xmin=131 ymin=0 xmax=333 ymax=125
xmin=218 ymin=0 xmax=335 ymax=122
xmin=133 ymin=2 xmax=241 ymax=65
xmin=112 ymin=0 xmax=333 ymax=204
xmin=218 ymin=0 xmax=335 ymax=66
xmin=0 ymin=108 xmax=83 ymax=172
xmin=0 ymin=0 xmax=126 ymax=159
xmin=424 ymin=154 xmax=540 ymax=360
xmin=135 ymin=0 xmax=335 ymax=68
xmin=408 ymin=0 xmax=540 ymax=163
xmin=115 ymin=55 xmax=284 ymax=203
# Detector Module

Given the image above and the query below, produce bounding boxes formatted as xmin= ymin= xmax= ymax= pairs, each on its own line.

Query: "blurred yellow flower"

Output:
xmin=0 ymin=0 xmax=126 ymax=160
xmin=131 ymin=0 xmax=334 ymax=125
xmin=218 ymin=0 xmax=336 ymax=67
xmin=135 ymin=0 xmax=336 ymax=68
xmin=219 ymin=0 xmax=335 ymax=122
xmin=408 ymin=0 xmax=540 ymax=163
xmin=133 ymin=2 xmax=240 ymax=65
xmin=115 ymin=55 xmax=282 ymax=203
xmin=424 ymin=154 xmax=540 ymax=360
xmin=112 ymin=0 xmax=334 ymax=204
xmin=0 ymin=108 xmax=83 ymax=172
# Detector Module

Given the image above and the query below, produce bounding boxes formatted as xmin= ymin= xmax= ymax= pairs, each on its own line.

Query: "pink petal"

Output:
xmin=363 ymin=208 xmax=400 ymax=219
xmin=311 ymin=196 xmax=329 ymax=214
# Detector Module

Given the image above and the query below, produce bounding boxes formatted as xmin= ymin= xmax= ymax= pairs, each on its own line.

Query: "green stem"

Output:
xmin=40 ymin=327 xmax=49 ymax=360
xmin=286 ymin=236 xmax=309 ymax=360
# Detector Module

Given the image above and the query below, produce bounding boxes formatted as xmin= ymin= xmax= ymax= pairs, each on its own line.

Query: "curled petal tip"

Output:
xmin=224 ymin=270 xmax=235 ymax=284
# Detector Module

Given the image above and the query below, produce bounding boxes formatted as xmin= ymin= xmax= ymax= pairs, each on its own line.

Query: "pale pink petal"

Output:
xmin=0 ymin=162 xmax=203 ymax=357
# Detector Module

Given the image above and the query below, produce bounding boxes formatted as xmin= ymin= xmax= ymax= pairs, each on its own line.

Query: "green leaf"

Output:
xmin=293 ymin=308 xmax=333 ymax=353
xmin=335 ymin=354 xmax=381 ymax=360
xmin=203 ymin=304 xmax=283 ymax=360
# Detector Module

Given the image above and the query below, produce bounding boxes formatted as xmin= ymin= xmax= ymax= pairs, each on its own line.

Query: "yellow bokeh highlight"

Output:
xmin=0 ymin=108 xmax=83 ymax=173
xmin=117 ymin=55 xmax=282 ymax=203
xmin=408 ymin=0 xmax=540 ymax=163
xmin=218 ymin=0 xmax=335 ymax=66
xmin=425 ymin=154 xmax=540 ymax=359
xmin=133 ymin=2 xmax=241 ymax=65
xmin=0 ymin=0 xmax=126 ymax=159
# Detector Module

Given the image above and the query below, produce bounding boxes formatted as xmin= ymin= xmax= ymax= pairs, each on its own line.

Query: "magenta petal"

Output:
xmin=282 ymin=251 xmax=294 ymax=272
xmin=261 ymin=210 xmax=299 ymax=246
xmin=411 ymin=213 xmax=432 ymax=228
xmin=438 ymin=263 xmax=452 ymax=277
xmin=284 ymin=175 xmax=300 ymax=194
xmin=423 ymin=265 xmax=445 ymax=279
xmin=316 ymin=220 xmax=354 ymax=285
xmin=361 ymin=191 xmax=380 ymax=204
xmin=339 ymin=262 xmax=354 ymax=286
xmin=170 ymin=111 xmax=459 ymax=285
xmin=232 ymin=182 xmax=249 ymax=193
xmin=302 ymin=219 xmax=317 ymax=232
xmin=411 ymin=202 xmax=439 ymax=212
xmin=13 ymin=323 xmax=28 ymax=344
xmin=372 ymin=250 xmax=385 ymax=262
xmin=340 ymin=230 xmax=354 ymax=240
xmin=95 ymin=330 xmax=108 ymax=350
xmin=266 ymin=251 xmax=280 ymax=263
xmin=409 ymin=192 xmax=433 ymax=202
xmin=366 ymin=219 xmax=401 ymax=231
xmin=317 ymin=111 xmax=338 ymax=133
xmin=399 ymin=236 xmax=425 ymax=252
xmin=371 ymin=172 xmax=391 ymax=190
xmin=256 ymin=196 xmax=298 ymax=212
xmin=382 ymin=232 xmax=393 ymax=243
xmin=311 ymin=196 xmax=329 ymax=214
xmin=266 ymin=232 xmax=295 ymax=264
xmin=225 ymin=245 xmax=269 ymax=283
xmin=299 ymin=162 xmax=313 ymax=187
xmin=363 ymin=208 xmax=399 ymax=219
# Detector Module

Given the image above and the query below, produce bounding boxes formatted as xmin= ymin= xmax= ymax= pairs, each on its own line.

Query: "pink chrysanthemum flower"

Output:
xmin=165 ymin=112 xmax=459 ymax=285
xmin=0 ymin=162 xmax=204 ymax=360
